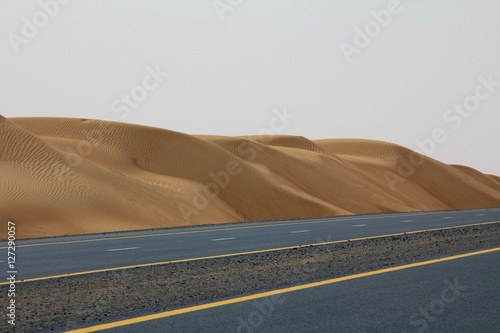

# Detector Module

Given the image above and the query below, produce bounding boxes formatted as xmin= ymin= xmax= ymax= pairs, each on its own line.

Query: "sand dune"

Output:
xmin=1 ymin=116 xmax=499 ymax=239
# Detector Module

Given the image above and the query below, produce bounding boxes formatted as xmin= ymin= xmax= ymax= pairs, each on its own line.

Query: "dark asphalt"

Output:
xmin=102 ymin=249 xmax=500 ymax=333
xmin=1 ymin=208 xmax=499 ymax=281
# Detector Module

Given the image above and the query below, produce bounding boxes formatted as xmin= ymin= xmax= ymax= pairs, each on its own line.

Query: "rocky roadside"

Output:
xmin=1 ymin=222 xmax=499 ymax=332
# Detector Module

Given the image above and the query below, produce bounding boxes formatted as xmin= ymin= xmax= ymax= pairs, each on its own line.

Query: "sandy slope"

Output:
xmin=1 ymin=116 xmax=499 ymax=239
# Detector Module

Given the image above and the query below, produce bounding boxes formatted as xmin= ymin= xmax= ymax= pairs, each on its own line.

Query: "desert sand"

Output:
xmin=1 ymin=116 xmax=499 ymax=239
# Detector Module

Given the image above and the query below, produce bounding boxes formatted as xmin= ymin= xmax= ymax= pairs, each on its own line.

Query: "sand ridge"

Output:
xmin=1 ymin=116 xmax=499 ymax=239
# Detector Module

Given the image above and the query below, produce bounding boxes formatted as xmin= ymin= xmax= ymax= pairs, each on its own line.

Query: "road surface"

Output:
xmin=1 ymin=208 xmax=499 ymax=282
xmin=96 ymin=248 xmax=500 ymax=333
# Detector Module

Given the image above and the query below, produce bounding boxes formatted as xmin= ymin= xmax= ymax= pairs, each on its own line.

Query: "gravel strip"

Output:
xmin=2 ymin=223 xmax=500 ymax=332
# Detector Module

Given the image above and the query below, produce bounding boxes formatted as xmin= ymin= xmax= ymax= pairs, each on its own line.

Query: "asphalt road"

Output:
xmin=101 ymin=248 xmax=500 ymax=333
xmin=1 ymin=208 xmax=499 ymax=281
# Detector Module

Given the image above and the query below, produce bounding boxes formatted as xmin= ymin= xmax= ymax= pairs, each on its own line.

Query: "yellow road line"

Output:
xmin=65 ymin=246 xmax=500 ymax=332
xmin=1 ymin=220 xmax=498 ymax=286
xmin=0 ymin=211 xmax=438 ymax=248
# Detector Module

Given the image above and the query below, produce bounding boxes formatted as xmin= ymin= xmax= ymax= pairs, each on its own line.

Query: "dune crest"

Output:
xmin=1 ymin=117 xmax=499 ymax=239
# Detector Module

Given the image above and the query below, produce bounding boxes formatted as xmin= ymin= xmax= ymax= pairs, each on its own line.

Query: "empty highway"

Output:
xmin=1 ymin=208 xmax=499 ymax=282
xmin=71 ymin=247 xmax=500 ymax=333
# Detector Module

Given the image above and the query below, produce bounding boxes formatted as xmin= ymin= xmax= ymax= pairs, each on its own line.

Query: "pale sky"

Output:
xmin=1 ymin=0 xmax=499 ymax=176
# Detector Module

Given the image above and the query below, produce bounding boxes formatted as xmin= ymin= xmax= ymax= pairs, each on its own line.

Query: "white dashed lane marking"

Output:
xmin=401 ymin=220 xmax=414 ymax=223
xmin=211 ymin=237 xmax=236 ymax=242
xmin=290 ymin=230 xmax=310 ymax=234
xmin=351 ymin=224 xmax=367 ymax=227
xmin=442 ymin=217 xmax=452 ymax=219
xmin=106 ymin=247 xmax=140 ymax=252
